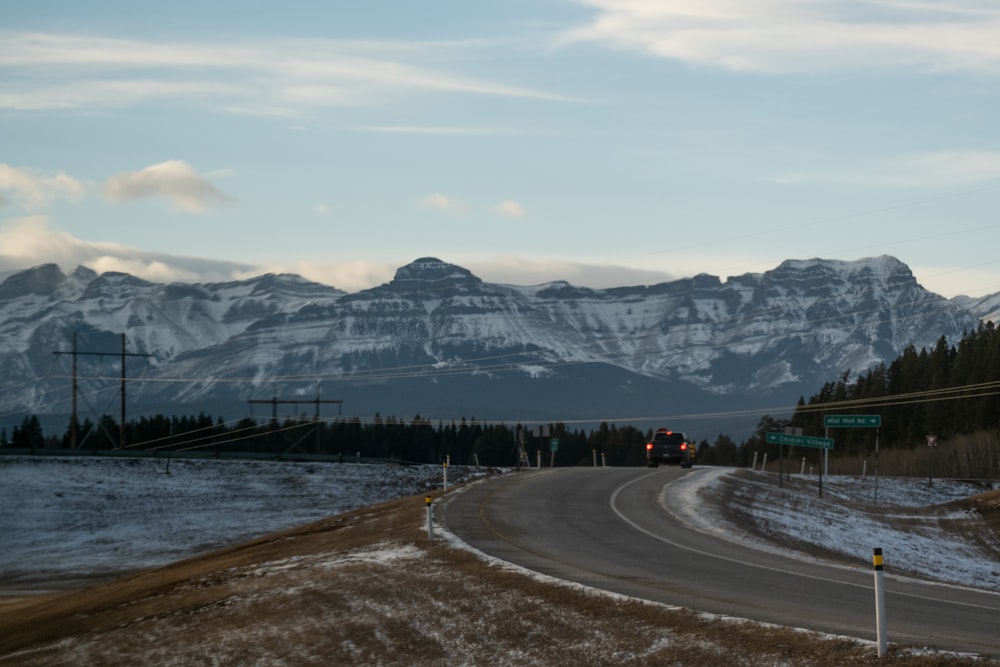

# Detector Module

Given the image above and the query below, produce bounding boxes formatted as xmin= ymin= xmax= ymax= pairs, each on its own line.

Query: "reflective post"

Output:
xmin=426 ymin=496 xmax=433 ymax=542
xmin=873 ymin=547 xmax=887 ymax=657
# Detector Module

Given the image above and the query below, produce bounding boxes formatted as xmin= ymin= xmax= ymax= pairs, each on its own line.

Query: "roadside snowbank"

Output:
xmin=668 ymin=467 xmax=1000 ymax=591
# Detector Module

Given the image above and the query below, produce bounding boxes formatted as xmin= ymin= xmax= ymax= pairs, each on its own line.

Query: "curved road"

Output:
xmin=440 ymin=467 xmax=1000 ymax=655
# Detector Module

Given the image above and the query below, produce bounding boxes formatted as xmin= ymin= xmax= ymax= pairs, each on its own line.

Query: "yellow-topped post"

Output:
xmin=873 ymin=547 xmax=887 ymax=657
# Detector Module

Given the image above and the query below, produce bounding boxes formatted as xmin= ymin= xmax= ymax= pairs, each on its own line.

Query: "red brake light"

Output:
xmin=680 ymin=443 xmax=687 ymax=450
xmin=646 ymin=443 xmax=653 ymax=450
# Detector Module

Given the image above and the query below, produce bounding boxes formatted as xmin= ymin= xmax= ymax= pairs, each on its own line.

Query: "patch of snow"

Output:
xmin=0 ymin=455 xmax=486 ymax=588
xmin=666 ymin=468 xmax=1000 ymax=591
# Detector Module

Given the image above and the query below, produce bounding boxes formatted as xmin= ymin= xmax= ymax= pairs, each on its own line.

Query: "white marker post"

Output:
xmin=873 ymin=547 xmax=887 ymax=657
xmin=751 ymin=452 xmax=758 ymax=471
xmin=442 ymin=460 xmax=448 ymax=492
xmin=426 ymin=496 xmax=434 ymax=542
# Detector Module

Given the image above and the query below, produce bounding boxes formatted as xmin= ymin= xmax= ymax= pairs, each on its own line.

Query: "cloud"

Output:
xmin=0 ymin=216 xmax=399 ymax=292
xmin=236 ymin=259 xmax=397 ymax=293
xmin=561 ymin=0 xmax=1000 ymax=74
xmin=417 ymin=193 xmax=467 ymax=214
xmin=103 ymin=160 xmax=235 ymax=212
xmin=463 ymin=255 xmax=676 ymax=288
xmin=0 ymin=32 xmax=573 ymax=116
xmin=772 ymin=150 xmax=1000 ymax=187
xmin=0 ymin=215 xmax=256 ymax=283
xmin=359 ymin=125 xmax=516 ymax=136
xmin=0 ymin=79 xmax=250 ymax=112
xmin=0 ymin=164 xmax=86 ymax=210
xmin=0 ymin=218 xmax=679 ymax=292
xmin=495 ymin=200 xmax=527 ymax=218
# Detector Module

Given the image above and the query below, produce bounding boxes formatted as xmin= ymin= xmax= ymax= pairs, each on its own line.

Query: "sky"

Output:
xmin=1 ymin=0 xmax=999 ymax=298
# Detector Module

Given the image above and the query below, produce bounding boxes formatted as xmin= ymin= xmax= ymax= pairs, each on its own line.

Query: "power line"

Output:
xmin=52 ymin=333 xmax=153 ymax=448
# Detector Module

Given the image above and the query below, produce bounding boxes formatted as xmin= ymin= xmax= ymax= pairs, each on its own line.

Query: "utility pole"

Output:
xmin=71 ymin=332 xmax=78 ymax=448
xmin=53 ymin=333 xmax=153 ymax=448
xmin=248 ymin=393 xmax=343 ymax=455
xmin=121 ymin=334 xmax=126 ymax=449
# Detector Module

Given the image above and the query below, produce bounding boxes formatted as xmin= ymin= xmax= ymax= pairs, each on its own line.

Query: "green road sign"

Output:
xmin=765 ymin=432 xmax=835 ymax=449
xmin=823 ymin=415 xmax=882 ymax=428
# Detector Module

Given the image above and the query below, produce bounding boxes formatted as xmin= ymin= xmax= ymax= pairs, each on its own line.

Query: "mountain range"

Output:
xmin=1 ymin=256 xmax=996 ymax=440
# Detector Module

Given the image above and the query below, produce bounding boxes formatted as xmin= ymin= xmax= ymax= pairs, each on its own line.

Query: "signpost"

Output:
xmin=823 ymin=415 xmax=881 ymax=428
xmin=927 ymin=434 xmax=938 ymax=487
xmin=824 ymin=414 xmax=882 ymax=502
xmin=765 ymin=432 xmax=834 ymax=449
xmin=765 ymin=432 xmax=834 ymax=496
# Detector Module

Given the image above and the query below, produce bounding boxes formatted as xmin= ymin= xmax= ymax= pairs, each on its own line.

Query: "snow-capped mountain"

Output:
xmin=0 ymin=256 xmax=986 ymax=436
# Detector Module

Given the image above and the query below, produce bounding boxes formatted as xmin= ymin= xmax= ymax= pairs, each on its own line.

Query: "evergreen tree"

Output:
xmin=12 ymin=416 xmax=44 ymax=448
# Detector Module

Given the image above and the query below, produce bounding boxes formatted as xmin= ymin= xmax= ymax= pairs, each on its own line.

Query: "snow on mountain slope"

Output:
xmin=0 ymin=256 xmax=984 ymax=426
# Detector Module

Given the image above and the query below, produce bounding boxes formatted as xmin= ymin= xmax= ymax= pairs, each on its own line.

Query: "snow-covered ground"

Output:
xmin=669 ymin=468 xmax=1000 ymax=591
xmin=2 ymin=455 xmax=998 ymax=596
xmin=0 ymin=455 xmax=481 ymax=590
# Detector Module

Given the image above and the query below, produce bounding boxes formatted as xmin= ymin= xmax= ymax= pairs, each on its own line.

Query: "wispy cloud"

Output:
xmin=561 ymin=0 xmax=1000 ymax=74
xmin=465 ymin=255 xmax=675 ymax=288
xmin=0 ymin=164 xmax=86 ymax=210
xmin=0 ymin=215 xmax=252 ymax=282
xmin=237 ymin=259 xmax=397 ymax=293
xmin=0 ymin=215 xmax=397 ymax=291
xmin=103 ymin=160 xmax=235 ymax=212
xmin=772 ymin=150 xmax=1000 ymax=187
xmin=0 ymin=79 xmax=250 ymax=112
xmin=0 ymin=220 xmax=677 ymax=291
xmin=359 ymin=125 xmax=518 ymax=135
xmin=417 ymin=192 xmax=468 ymax=214
xmin=0 ymin=31 xmax=572 ymax=116
xmin=495 ymin=200 xmax=528 ymax=218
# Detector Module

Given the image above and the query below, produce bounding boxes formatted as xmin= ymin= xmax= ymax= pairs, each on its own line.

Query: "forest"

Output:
xmin=2 ymin=411 xmax=657 ymax=468
xmin=4 ymin=321 xmax=1000 ymax=476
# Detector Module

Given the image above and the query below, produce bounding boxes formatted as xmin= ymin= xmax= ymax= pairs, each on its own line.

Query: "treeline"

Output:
xmin=7 ymin=322 xmax=1000 ymax=473
xmin=790 ymin=321 xmax=1000 ymax=454
xmin=3 ymin=413 xmax=673 ymax=468
xmin=730 ymin=319 xmax=1000 ymax=479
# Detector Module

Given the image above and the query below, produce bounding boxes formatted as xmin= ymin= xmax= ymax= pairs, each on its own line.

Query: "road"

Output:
xmin=440 ymin=467 xmax=1000 ymax=655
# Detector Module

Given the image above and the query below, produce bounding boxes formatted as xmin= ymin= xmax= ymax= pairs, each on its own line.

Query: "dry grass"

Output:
xmin=827 ymin=431 xmax=1000 ymax=479
xmin=0 ymin=486 xmax=995 ymax=666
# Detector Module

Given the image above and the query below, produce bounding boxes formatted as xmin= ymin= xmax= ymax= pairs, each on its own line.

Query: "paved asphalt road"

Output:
xmin=440 ymin=467 xmax=1000 ymax=655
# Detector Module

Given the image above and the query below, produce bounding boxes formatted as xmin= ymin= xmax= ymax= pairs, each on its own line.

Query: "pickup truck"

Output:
xmin=645 ymin=428 xmax=694 ymax=468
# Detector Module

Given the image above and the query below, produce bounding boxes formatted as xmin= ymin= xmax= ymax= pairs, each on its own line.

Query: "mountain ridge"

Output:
xmin=0 ymin=255 xmax=991 ymax=438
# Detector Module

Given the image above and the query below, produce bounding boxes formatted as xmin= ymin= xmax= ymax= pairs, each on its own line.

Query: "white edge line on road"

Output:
xmin=608 ymin=469 xmax=1000 ymax=613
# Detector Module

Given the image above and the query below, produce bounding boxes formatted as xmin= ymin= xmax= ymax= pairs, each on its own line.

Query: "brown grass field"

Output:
xmin=1 ymin=478 xmax=997 ymax=666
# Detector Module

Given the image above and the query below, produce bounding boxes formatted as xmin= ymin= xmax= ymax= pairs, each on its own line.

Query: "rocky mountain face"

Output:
xmin=0 ymin=256 xmax=987 ymax=438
